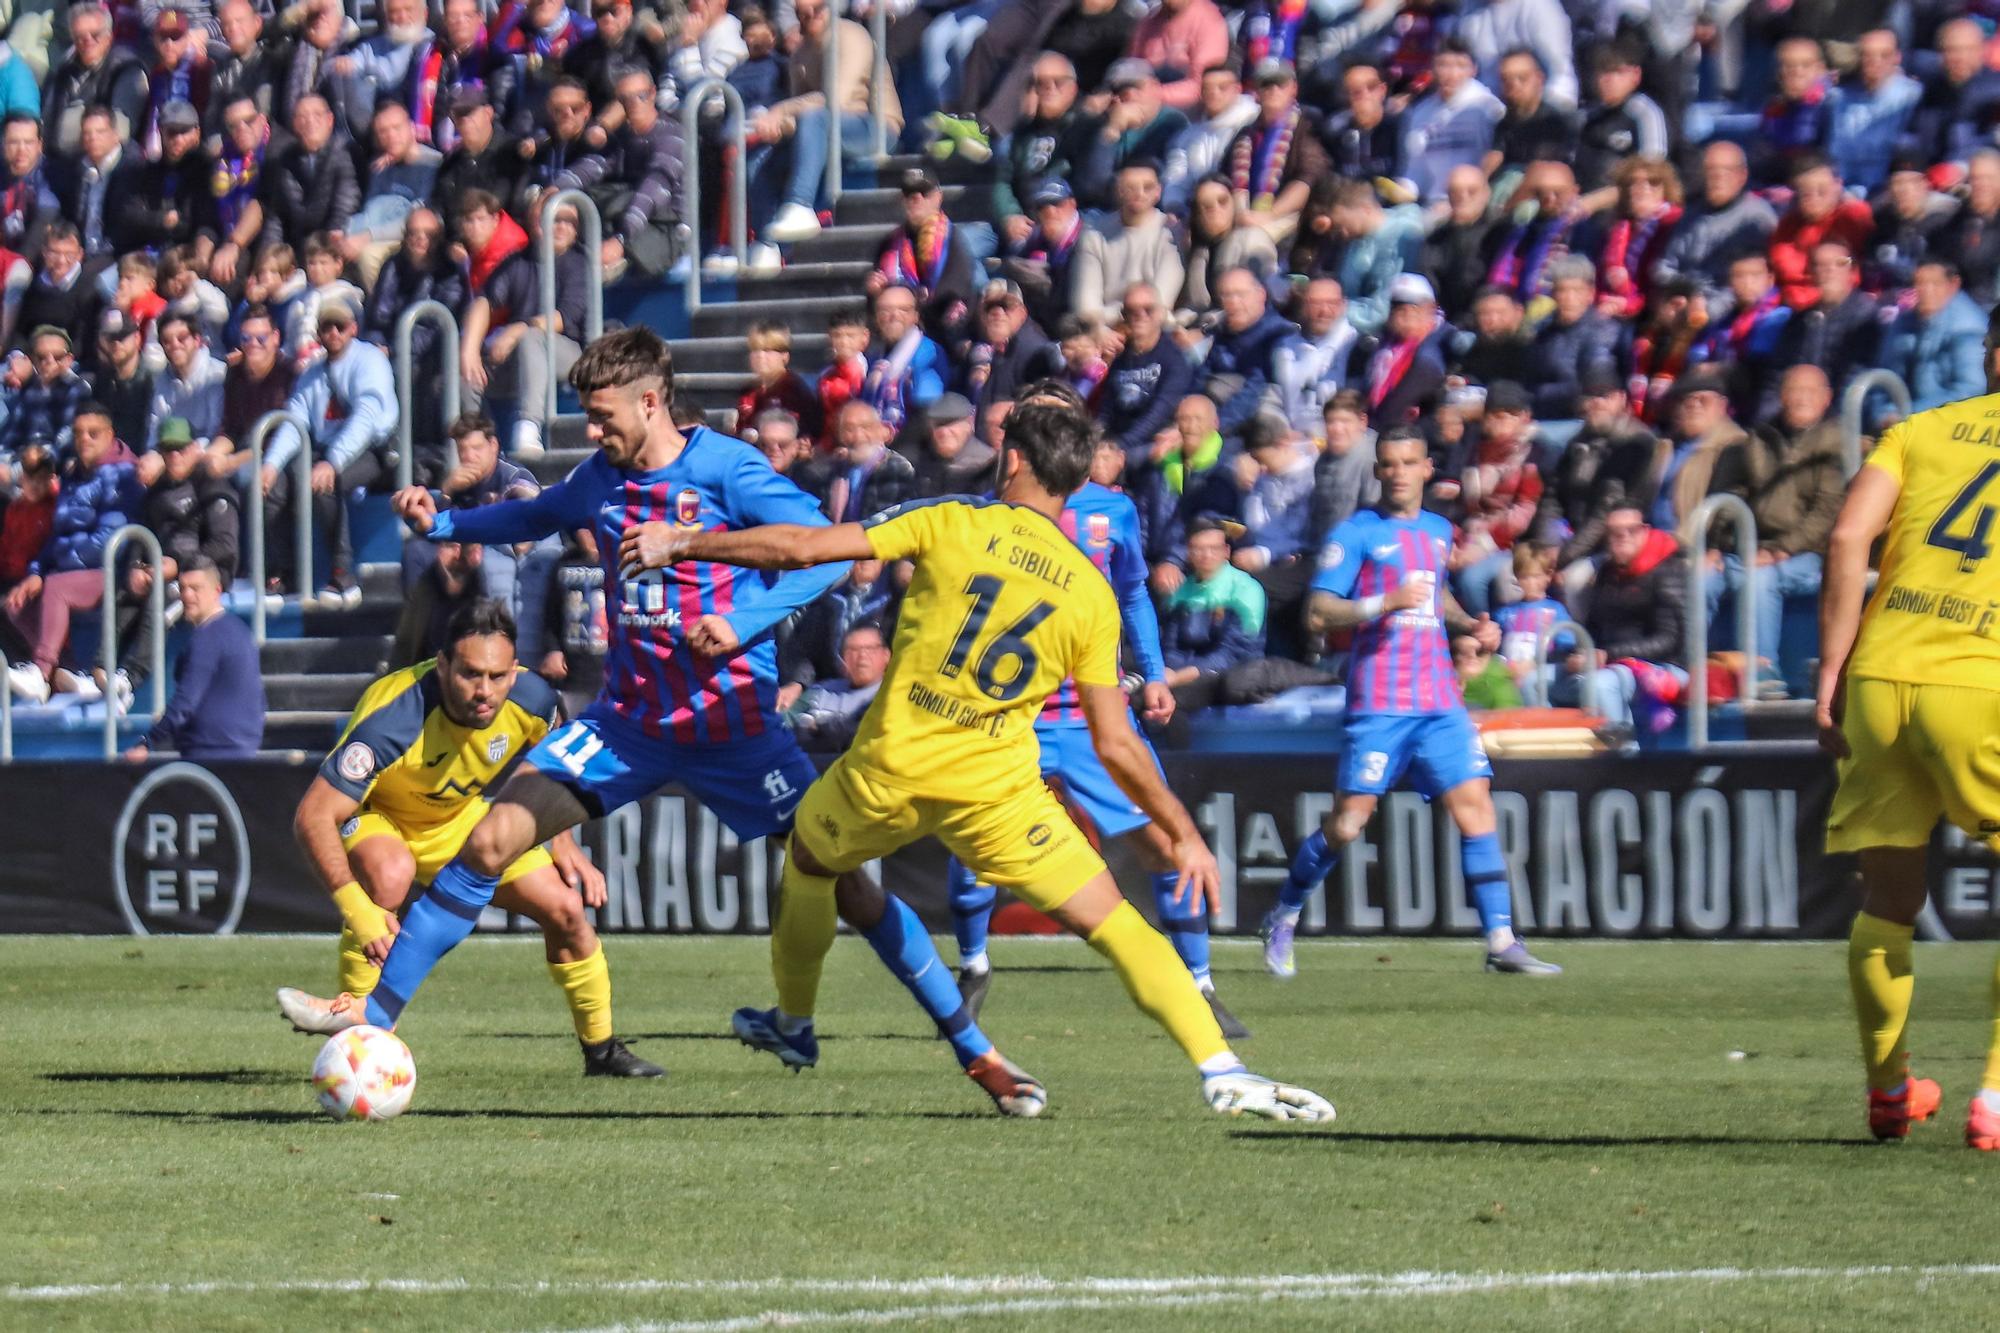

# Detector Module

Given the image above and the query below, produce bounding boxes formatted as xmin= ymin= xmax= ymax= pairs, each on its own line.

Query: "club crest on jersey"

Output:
xmin=1086 ymin=513 xmax=1111 ymax=547
xmin=336 ymin=741 xmax=374 ymax=782
xmin=675 ymin=488 xmax=702 ymax=527
xmin=487 ymin=735 xmax=509 ymax=762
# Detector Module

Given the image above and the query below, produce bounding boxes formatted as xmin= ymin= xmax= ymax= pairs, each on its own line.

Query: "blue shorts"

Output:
xmin=1339 ymin=708 xmax=1492 ymax=800
xmin=1035 ymin=721 xmax=1161 ymax=840
xmin=527 ymin=702 xmax=817 ymax=840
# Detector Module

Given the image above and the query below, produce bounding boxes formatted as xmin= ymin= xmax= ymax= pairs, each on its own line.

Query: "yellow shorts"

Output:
xmin=341 ymin=808 xmax=553 ymax=888
xmin=793 ymin=755 xmax=1106 ymax=914
xmin=1826 ymin=678 xmax=2000 ymax=853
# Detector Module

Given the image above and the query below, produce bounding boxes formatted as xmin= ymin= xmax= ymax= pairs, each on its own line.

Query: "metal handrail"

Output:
xmin=1525 ymin=617 xmax=1596 ymax=713
xmin=246 ymin=409 xmax=315 ymax=645
xmin=101 ymin=524 xmax=166 ymax=760
xmin=393 ymin=299 xmax=463 ymax=488
xmin=1687 ymin=493 xmax=1760 ymax=749
xmin=537 ymin=188 xmax=605 ymax=427
xmin=1840 ymin=369 xmax=1912 ymax=478
xmin=868 ymin=0 xmax=889 ymax=159
xmin=680 ymin=76 xmax=749 ymax=316
xmin=823 ymin=0 xmax=844 ymax=210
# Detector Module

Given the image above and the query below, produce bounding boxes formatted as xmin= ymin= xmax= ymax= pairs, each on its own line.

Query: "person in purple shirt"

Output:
xmin=1262 ymin=427 xmax=1562 ymax=977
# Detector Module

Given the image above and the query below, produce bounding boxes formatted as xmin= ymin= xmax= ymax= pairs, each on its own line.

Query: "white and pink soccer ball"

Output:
xmin=311 ymin=1025 xmax=416 ymax=1121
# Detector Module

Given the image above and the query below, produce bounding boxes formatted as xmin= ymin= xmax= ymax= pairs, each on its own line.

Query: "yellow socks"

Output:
xmin=547 ymin=948 xmax=614 ymax=1045
xmin=1849 ymin=912 xmax=1916 ymax=1092
xmin=772 ymin=843 xmax=838 ymax=1020
xmin=1086 ymin=901 xmax=1230 ymax=1069
xmin=1985 ymin=951 xmax=2000 ymax=1097
xmin=337 ymin=926 xmax=379 ymax=1000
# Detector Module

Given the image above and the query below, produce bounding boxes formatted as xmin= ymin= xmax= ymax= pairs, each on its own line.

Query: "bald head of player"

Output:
xmin=1374 ymin=426 xmax=1433 ymax=518
xmin=570 ymin=326 xmax=683 ymax=470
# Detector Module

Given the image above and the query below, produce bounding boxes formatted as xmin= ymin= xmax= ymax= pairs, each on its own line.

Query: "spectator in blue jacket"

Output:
xmin=1098 ymin=281 xmax=1195 ymax=468
xmin=4 ymin=403 xmax=140 ymax=702
xmin=1203 ymin=265 xmax=1299 ymax=438
xmin=1143 ymin=392 xmax=1241 ymax=593
xmin=262 ymin=299 xmax=398 ymax=605
xmin=1526 ymin=256 xmax=1620 ymax=421
xmin=1882 ymin=260 xmax=1988 ymax=414
xmin=1826 ymin=30 xmax=1921 ymax=197
xmin=860 ymin=283 xmax=946 ymax=436
xmin=1328 ymin=179 xmax=1425 ymax=336
xmin=123 ymin=556 xmax=265 ymax=760
xmin=1163 ymin=518 xmax=1266 ymax=688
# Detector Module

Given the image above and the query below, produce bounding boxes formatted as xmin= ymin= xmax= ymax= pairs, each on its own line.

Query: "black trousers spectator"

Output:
xmin=1253 ymin=557 xmax=1318 ymax=663
xmin=264 ymin=450 xmax=390 ymax=586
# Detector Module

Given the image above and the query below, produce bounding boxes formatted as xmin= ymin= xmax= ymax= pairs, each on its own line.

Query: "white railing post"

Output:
xmin=246 ymin=409 xmax=314 ymax=644
xmin=1840 ymin=369 xmax=1912 ymax=478
xmin=1526 ymin=617 xmax=1596 ymax=714
xmin=680 ymin=77 xmax=750 ymax=316
xmin=394 ymin=298 xmax=464 ymax=488
xmin=1687 ymin=493 xmax=1760 ymax=749
xmin=538 ymin=189 xmax=605 ymax=428
xmin=101 ymin=524 xmax=166 ymax=760
xmin=868 ymin=0 xmax=889 ymax=159
xmin=823 ymin=0 xmax=845 ymax=211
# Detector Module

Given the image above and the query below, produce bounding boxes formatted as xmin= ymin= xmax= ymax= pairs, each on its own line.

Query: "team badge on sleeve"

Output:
xmin=675 ymin=489 xmax=702 ymax=527
xmin=337 ymin=742 xmax=375 ymax=782
xmin=1320 ymin=541 xmax=1344 ymax=570
xmin=1086 ymin=513 xmax=1111 ymax=547
xmin=487 ymin=736 xmax=510 ymax=763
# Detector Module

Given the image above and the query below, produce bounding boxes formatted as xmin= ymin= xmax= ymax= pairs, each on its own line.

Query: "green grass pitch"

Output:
xmin=3 ymin=934 xmax=1998 ymax=1331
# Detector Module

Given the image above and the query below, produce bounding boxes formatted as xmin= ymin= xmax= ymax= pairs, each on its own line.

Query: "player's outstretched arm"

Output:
xmin=404 ymin=474 xmax=589 ymax=547
xmin=1817 ymin=464 xmax=1901 ymax=756
xmin=294 ymin=777 xmax=398 ymax=959
xmin=1078 ymin=682 xmax=1220 ymax=912
xmin=620 ymin=520 xmax=876 ymax=574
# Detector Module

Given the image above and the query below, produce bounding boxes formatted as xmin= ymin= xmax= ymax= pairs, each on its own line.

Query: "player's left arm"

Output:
xmin=1109 ymin=503 xmax=1172 ymax=721
xmin=1817 ymin=462 xmax=1902 ymax=757
xmin=1440 ymin=587 xmax=1501 ymax=652
xmin=1079 ymin=681 xmax=1219 ymax=912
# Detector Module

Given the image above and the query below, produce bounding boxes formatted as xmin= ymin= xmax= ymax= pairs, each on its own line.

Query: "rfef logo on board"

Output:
xmin=112 ymin=763 xmax=251 ymax=935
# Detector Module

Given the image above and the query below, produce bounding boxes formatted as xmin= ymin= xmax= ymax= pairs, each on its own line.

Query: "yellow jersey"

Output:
xmin=847 ymin=496 xmax=1122 ymax=796
xmin=1851 ymin=391 xmax=2000 ymax=691
xmin=318 ymin=660 xmax=561 ymax=829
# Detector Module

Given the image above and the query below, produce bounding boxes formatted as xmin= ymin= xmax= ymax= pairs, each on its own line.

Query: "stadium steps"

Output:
xmin=263 ymin=672 xmax=381 ymax=712
xmin=259 ymin=633 xmax=393 ymax=675
xmin=691 ymin=293 xmax=867 ymax=340
xmin=672 ymin=333 xmax=830 ymax=375
xmin=728 ymin=261 xmax=878 ymax=300
xmin=775 ymin=223 xmax=894 ymax=266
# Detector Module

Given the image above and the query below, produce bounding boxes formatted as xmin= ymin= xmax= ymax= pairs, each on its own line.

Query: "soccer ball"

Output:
xmin=312 ymin=1026 xmax=416 ymax=1122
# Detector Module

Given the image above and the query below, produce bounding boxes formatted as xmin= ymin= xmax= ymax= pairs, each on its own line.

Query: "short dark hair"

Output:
xmin=73 ymin=400 xmax=114 ymax=430
xmin=16 ymin=441 xmax=54 ymax=478
xmin=237 ymin=302 xmax=275 ymax=327
xmin=1002 ymin=400 xmax=1093 ymax=496
xmin=449 ymin=411 xmax=499 ymax=443
xmin=459 ymin=187 xmax=501 ymax=218
xmin=828 ymin=307 xmax=867 ymax=332
xmin=442 ymin=598 xmax=518 ymax=655
xmin=1016 ymin=378 xmax=1087 ymax=412
xmin=1499 ymin=46 xmax=1545 ymax=75
xmin=1437 ymin=35 xmax=1476 ymax=60
xmin=1790 ymin=150 xmax=1835 ymax=182
xmin=569 ymin=325 xmax=674 ymax=404
xmin=41 ymin=218 xmax=80 ymax=248
xmin=178 ymin=554 xmax=221 ymax=582
xmin=80 ymin=102 xmax=116 ymax=127
xmin=1918 ymin=257 xmax=1963 ymax=284
xmin=156 ymin=312 xmax=196 ymax=344
xmin=1187 ymin=517 xmax=1230 ymax=541
xmin=670 ymin=399 xmax=706 ymax=429
xmin=2 ymin=111 xmax=40 ymax=137
xmin=1377 ymin=424 xmax=1427 ymax=455
xmin=1326 ymin=389 xmax=1368 ymax=419
xmin=841 ymin=620 xmax=887 ymax=649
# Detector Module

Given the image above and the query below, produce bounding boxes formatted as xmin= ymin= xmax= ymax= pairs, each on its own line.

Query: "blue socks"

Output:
xmin=860 ymin=894 xmax=993 ymax=1068
xmin=1461 ymin=830 xmax=1516 ymax=947
xmin=365 ymin=859 xmax=499 ymax=1027
xmin=1152 ymin=870 xmax=1211 ymax=986
xmin=946 ymin=857 xmax=995 ymax=969
xmin=1277 ymin=829 xmax=1337 ymax=921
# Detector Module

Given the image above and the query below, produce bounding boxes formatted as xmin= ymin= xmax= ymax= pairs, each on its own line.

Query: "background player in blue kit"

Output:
xmin=944 ymin=431 xmax=1252 ymax=1040
xmin=279 ymin=328 xmax=1044 ymax=1114
xmin=1263 ymin=427 xmax=1562 ymax=977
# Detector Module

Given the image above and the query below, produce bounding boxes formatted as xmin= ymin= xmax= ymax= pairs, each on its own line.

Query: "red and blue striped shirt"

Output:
xmin=1040 ymin=482 xmax=1167 ymax=726
xmin=1314 ymin=507 xmax=1462 ymax=715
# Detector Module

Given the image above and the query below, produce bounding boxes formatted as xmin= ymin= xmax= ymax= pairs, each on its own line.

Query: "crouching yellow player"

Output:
xmin=275 ymin=599 xmax=662 ymax=1077
xmin=622 ymin=399 xmax=1333 ymax=1121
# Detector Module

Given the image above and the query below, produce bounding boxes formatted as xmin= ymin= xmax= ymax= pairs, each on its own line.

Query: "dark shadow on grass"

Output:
xmin=1228 ymin=1128 xmax=1876 ymax=1148
xmin=41 ymin=1068 xmax=293 ymax=1085
xmin=477 ymin=1029 xmax=941 ymax=1043
xmin=87 ymin=1106 xmax=987 ymax=1124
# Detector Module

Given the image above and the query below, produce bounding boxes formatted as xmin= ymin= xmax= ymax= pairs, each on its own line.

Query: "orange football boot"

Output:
xmin=1868 ymin=1076 xmax=1942 ymax=1140
xmin=1966 ymin=1095 xmax=2000 ymax=1152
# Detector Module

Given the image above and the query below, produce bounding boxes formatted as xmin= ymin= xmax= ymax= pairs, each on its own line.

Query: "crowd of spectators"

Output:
xmin=3 ymin=0 xmax=2000 ymax=747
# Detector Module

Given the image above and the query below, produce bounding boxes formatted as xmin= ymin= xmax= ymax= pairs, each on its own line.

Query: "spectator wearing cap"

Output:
xmin=436 ymin=88 xmax=528 ymax=231
xmin=1534 ymin=371 xmax=1665 ymax=596
xmin=736 ymin=319 xmax=821 ymax=445
xmin=1882 ymin=259 xmax=1987 ymax=415
xmin=336 ymin=101 xmax=444 ymax=288
xmin=460 ymin=200 xmax=591 ymax=458
xmin=1077 ymin=60 xmax=1187 ymax=210
xmin=1204 ymin=265 xmax=1299 ymax=439
xmin=1127 ymin=0 xmax=1229 ymax=113
xmin=147 ymin=313 xmax=226 ymax=453
xmin=1399 ymin=39 xmax=1503 ymax=208
xmin=1161 ymin=64 xmax=1257 ymax=216
xmin=1770 ymin=154 xmax=1875 ymax=309
xmin=1908 ymin=19 xmax=2000 ymax=174
xmin=1870 ymin=155 xmax=1959 ymax=302
xmin=1323 ymin=60 xmax=1402 ymax=185
xmin=992 ymin=53 xmax=1098 ymax=251
xmin=267 ymin=95 xmax=361 ymax=248
xmin=1941 ymin=150 xmax=2000 ymax=308
xmin=1072 ymin=161 xmax=1184 ymax=327
xmin=1142 ymin=393 xmax=1240 ymax=593
xmin=909 ymin=393 xmax=997 ymax=499
xmin=42 ymin=3 xmax=150 ymax=156
xmin=1654 ymin=367 xmax=1743 ymax=547
xmin=1826 ymin=30 xmax=1919 ymax=196
xmin=263 ymin=298 xmax=397 ymax=604
xmin=860 ymin=283 xmax=946 ymax=437
xmin=55 ymin=105 xmax=146 ymax=263
xmin=1161 ymin=518 xmax=1265 ymax=698
xmin=419 ymin=0 xmax=519 ymax=152
xmin=1573 ymin=39 xmax=1665 ymax=198
xmin=210 ymin=303 xmax=294 ymax=475
xmin=89 ymin=309 xmax=156 ymax=451
xmin=1097 ymin=280 xmax=1194 ymax=464
xmin=869 ymin=169 xmax=977 ymax=343
xmin=1769 ymin=241 xmax=1879 ymax=416
xmin=209 ymin=0 xmax=288 ymax=136
xmin=144 ymin=6 xmax=215 ymax=157
xmin=1226 ymin=59 xmax=1331 ymax=235
xmin=1324 ymin=177 xmax=1423 ymax=336
xmin=1445 ymin=379 xmax=1543 ymax=614
xmin=1272 ymin=277 xmax=1361 ymax=435
xmin=0 ymin=115 xmax=60 ymax=267
xmin=964 ymin=279 xmax=1056 ymax=414
xmin=0 ymin=327 xmax=90 ymax=456
xmin=1653 ymin=142 xmax=1777 ymax=305
xmin=553 ymin=65 xmax=685 ymax=280
xmin=1457 ymin=0 xmax=1577 ymax=110
xmin=12 ymin=223 xmax=102 ymax=366
xmin=752 ymin=0 xmax=902 ymax=244
xmin=138 ymin=416 xmax=240 ymax=587
xmin=1524 ymin=256 xmax=1617 ymax=422
xmin=1362 ymin=274 xmax=1448 ymax=430
xmin=122 ymin=555 xmax=265 ymax=760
